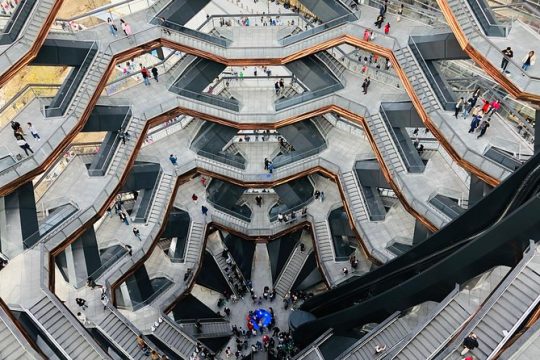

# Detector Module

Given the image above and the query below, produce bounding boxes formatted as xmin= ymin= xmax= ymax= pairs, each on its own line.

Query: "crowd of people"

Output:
xmin=454 ymin=88 xmax=500 ymax=139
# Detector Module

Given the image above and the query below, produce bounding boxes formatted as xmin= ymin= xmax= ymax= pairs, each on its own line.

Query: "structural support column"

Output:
xmin=468 ymin=174 xmax=493 ymax=208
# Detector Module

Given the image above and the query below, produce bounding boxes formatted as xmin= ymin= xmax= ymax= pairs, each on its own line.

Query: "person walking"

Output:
xmin=375 ymin=14 xmax=384 ymax=29
xmin=397 ymin=4 xmax=404 ymax=22
xmin=274 ymin=81 xmax=280 ymax=95
xmin=192 ymin=193 xmax=198 ymax=203
xmin=362 ymin=78 xmax=369 ymax=94
xmin=468 ymin=114 xmax=482 ymax=133
xmin=133 ymin=227 xmax=141 ymax=239
xmin=384 ymin=22 xmax=390 ymax=35
xmin=201 ymin=205 xmax=209 ymax=216
xmin=477 ymin=119 xmax=490 ymax=139
xmin=151 ymin=66 xmax=159 ymax=82
xmin=268 ymin=161 xmax=273 ymax=174
xmin=27 ymin=122 xmax=40 ymax=140
xmin=121 ymin=19 xmax=132 ymax=36
xmin=455 ymin=97 xmax=464 ymax=118
xmin=501 ymin=46 xmax=513 ymax=73
xmin=17 ymin=138 xmax=33 ymax=156
xmin=522 ymin=50 xmax=536 ymax=72
xmin=264 ymin=157 xmax=269 ymax=170
xmin=169 ymin=154 xmax=178 ymax=166
xmin=141 ymin=66 xmax=150 ymax=86
xmin=107 ymin=17 xmax=117 ymax=36
xmin=461 ymin=333 xmax=479 ymax=355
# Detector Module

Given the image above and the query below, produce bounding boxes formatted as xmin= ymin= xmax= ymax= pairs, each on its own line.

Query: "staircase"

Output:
xmin=311 ymin=115 xmax=334 ymax=138
xmin=446 ymin=0 xmax=480 ymax=38
xmin=184 ymin=222 xmax=205 ymax=267
xmin=386 ymin=287 xmax=473 ymax=359
xmin=315 ymin=50 xmax=348 ymax=83
xmin=146 ymin=173 xmax=175 ymax=225
xmin=167 ymin=54 xmax=198 ymax=87
xmin=213 ymin=246 xmax=245 ymax=297
xmin=106 ymin=116 xmax=145 ymax=176
xmin=313 ymin=221 xmax=335 ymax=262
xmin=1 ymin=0 xmax=55 ymax=49
xmin=98 ymin=308 xmax=147 ymax=360
xmin=366 ymin=113 xmax=406 ymax=174
xmin=0 ymin=302 xmax=40 ymax=360
xmin=56 ymin=49 xmax=112 ymax=120
xmin=338 ymin=312 xmax=410 ymax=360
xmin=275 ymin=245 xmax=313 ymax=297
xmin=393 ymin=46 xmax=439 ymax=114
xmin=151 ymin=316 xmax=197 ymax=359
xmin=341 ymin=171 xmax=369 ymax=223
xmin=27 ymin=295 xmax=108 ymax=359
xmin=180 ymin=320 xmax=231 ymax=338
xmin=438 ymin=246 xmax=540 ymax=360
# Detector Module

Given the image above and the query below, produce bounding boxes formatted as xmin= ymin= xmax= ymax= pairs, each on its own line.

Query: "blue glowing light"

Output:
xmin=248 ymin=308 xmax=273 ymax=330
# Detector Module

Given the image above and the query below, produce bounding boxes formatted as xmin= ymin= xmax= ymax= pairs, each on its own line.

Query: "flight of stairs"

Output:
xmin=180 ymin=320 xmax=231 ymax=339
xmin=339 ymin=313 xmax=410 ymax=359
xmin=366 ymin=113 xmax=406 ymax=174
xmin=98 ymin=309 xmax=147 ymax=360
xmin=440 ymin=249 xmax=540 ymax=360
xmin=313 ymin=221 xmax=335 ymax=262
xmin=28 ymin=295 xmax=106 ymax=359
xmin=151 ymin=317 xmax=197 ymax=359
xmin=184 ymin=222 xmax=205 ymax=267
xmin=0 ymin=307 xmax=37 ymax=360
xmin=274 ymin=245 xmax=313 ymax=297
xmin=341 ymin=171 xmax=369 ymax=223
xmin=106 ymin=116 xmax=146 ymax=176
xmin=387 ymin=288 xmax=472 ymax=359
xmin=393 ymin=46 xmax=439 ymax=114
xmin=213 ymin=247 xmax=245 ymax=297
xmin=68 ymin=51 xmax=114 ymax=119
xmin=147 ymin=173 xmax=175 ymax=225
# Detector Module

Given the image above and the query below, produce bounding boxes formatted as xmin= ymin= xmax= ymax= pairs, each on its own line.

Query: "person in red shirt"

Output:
xmin=481 ymin=98 xmax=490 ymax=114
xmin=384 ymin=22 xmax=391 ymax=35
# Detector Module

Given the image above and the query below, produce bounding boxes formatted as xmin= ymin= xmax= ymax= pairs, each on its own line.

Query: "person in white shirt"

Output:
xmin=27 ymin=122 xmax=40 ymax=141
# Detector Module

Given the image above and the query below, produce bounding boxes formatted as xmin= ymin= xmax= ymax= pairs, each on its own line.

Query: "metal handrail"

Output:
xmin=43 ymin=41 xmax=98 ymax=116
xmin=0 ymin=0 xmax=35 ymax=36
xmin=408 ymin=37 xmax=453 ymax=105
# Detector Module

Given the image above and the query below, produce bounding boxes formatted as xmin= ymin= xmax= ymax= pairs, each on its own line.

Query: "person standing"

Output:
xmin=264 ymin=157 xmax=269 ymax=170
xmin=455 ymin=97 xmax=464 ymax=118
xmin=397 ymin=4 xmax=404 ymax=22
xmin=268 ymin=161 xmax=273 ymax=174
xmin=141 ymin=66 xmax=150 ymax=86
xmin=501 ymin=47 xmax=513 ymax=73
xmin=468 ymin=114 xmax=482 ymax=133
xmin=362 ymin=78 xmax=369 ymax=94
xmin=107 ymin=17 xmax=117 ymax=36
xmin=27 ymin=122 xmax=40 ymax=140
xmin=488 ymin=99 xmax=500 ymax=118
xmin=477 ymin=119 xmax=490 ymax=139
xmin=169 ymin=154 xmax=178 ymax=166
xmin=151 ymin=66 xmax=159 ymax=82
xmin=201 ymin=205 xmax=209 ymax=216
xmin=17 ymin=138 xmax=33 ymax=156
xmin=384 ymin=22 xmax=390 ymax=35
xmin=375 ymin=14 xmax=384 ymax=29
xmin=521 ymin=50 xmax=536 ymax=72
xmin=121 ymin=19 xmax=132 ymax=36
